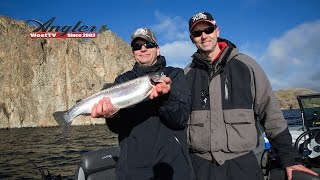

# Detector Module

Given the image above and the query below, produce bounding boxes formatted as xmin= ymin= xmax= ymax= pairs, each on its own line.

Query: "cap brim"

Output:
xmin=131 ymin=35 xmax=155 ymax=44
xmin=190 ymin=20 xmax=216 ymax=31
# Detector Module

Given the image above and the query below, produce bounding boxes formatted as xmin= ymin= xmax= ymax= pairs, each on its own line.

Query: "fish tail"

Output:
xmin=53 ymin=111 xmax=69 ymax=126
xmin=53 ymin=111 xmax=72 ymax=138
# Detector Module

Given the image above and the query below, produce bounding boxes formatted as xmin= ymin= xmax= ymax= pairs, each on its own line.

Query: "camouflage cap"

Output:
xmin=131 ymin=28 xmax=157 ymax=45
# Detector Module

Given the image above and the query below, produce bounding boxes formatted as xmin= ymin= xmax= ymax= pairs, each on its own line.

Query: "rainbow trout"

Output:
xmin=53 ymin=72 xmax=165 ymax=125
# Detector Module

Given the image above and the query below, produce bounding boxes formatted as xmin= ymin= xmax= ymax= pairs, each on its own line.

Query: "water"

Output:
xmin=282 ymin=109 xmax=302 ymax=126
xmin=0 ymin=125 xmax=118 ymax=179
xmin=0 ymin=109 xmax=303 ymax=179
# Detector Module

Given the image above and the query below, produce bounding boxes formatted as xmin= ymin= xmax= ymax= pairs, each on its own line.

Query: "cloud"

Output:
xmin=160 ymin=41 xmax=196 ymax=68
xmin=151 ymin=11 xmax=189 ymax=43
xmin=258 ymin=20 xmax=320 ymax=91
xmin=151 ymin=11 xmax=196 ymax=68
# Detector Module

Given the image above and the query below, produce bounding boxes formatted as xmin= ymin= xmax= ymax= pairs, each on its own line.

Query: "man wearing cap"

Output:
xmin=91 ymin=28 xmax=195 ymax=180
xmin=184 ymin=12 xmax=318 ymax=180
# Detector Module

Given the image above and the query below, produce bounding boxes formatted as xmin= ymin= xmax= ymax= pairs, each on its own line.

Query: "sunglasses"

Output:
xmin=132 ymin=41 xmax=158 ymax=51
xmin=191 ymin=26 xmax=216 ymax=37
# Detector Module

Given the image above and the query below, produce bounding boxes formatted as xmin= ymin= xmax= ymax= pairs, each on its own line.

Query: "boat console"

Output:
xmin=262 ymin=94 xmax=320 ymax=180
xmin=295 ymin=94 xmax=320 ymax=159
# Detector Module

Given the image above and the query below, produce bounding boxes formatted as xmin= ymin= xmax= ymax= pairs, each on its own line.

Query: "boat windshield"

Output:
xmin=297 ymin=94 xmax=320 ymax=130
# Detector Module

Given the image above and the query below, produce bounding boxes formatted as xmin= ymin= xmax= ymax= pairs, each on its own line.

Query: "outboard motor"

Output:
xmin=76 ymin=146 xmax=119 ymax=180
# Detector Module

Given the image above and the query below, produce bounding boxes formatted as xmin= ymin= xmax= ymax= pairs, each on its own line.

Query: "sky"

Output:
xmin=1 ymin=0 xmax=320 ymax=91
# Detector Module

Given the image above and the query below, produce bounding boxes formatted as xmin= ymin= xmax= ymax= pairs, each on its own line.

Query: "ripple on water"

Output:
xmin=0 ymin=124 xmax=117 ymax=179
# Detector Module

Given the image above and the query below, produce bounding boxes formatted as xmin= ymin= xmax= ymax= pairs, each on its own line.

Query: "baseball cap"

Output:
xmin=189 ymin=12 xmax=217 ymax=31
xmin=131 ymin=28 xmax=157 ymax=45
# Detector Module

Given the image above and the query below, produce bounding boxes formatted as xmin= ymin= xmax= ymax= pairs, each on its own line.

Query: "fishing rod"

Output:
xmin=20 ymin=152 xmax=62 ymax=180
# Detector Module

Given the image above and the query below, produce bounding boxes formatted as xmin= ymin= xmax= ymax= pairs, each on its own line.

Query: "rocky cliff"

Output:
xmin=0 ymin=16 xmax=135 ymax=128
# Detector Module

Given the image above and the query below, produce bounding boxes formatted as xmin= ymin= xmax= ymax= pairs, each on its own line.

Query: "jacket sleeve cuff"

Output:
xmin=269 ymin=127 xmax=302 ymax=167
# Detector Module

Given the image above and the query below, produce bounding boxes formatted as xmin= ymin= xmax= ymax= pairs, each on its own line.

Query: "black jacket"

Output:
xmin=106 ymin=56 xmax=194 ymax=180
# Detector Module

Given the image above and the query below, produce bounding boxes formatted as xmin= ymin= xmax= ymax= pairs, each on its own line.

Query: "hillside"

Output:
xmin=0 ymin=16 xmax=135 ymax=128
xmin=274 ymin=88 xmax=319 ymax=109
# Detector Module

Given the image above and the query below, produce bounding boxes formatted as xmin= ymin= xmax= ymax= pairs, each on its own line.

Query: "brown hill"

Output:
xmin=0 ymin=16 xmax=135 ymax=128
xmin=274 ymin=88 xmax=319 ymax=109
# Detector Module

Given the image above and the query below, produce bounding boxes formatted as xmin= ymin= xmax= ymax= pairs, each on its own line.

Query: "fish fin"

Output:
xmin=102 ymin=83 xmax=115 ymax=90
xmin=82 ymin=113 xmax=91 ymax=116
xmin=76 ymin=99 xmax=82 ymax=103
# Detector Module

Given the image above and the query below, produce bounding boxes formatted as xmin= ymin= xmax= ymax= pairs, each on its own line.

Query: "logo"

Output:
xmin=102 ymin=154 xmax=112 ymax=159
xmin=192 ymin=12 xmax=208 ymax=22
xmin=133 ymin=28 xmax=149 ymax=37
xmin=27 ymin=17 xmax=106 ymax=38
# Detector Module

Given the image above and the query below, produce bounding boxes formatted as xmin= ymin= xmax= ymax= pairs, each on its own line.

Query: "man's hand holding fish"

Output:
xmin=91 ymin=97 xmax=118 ymax=119
xmin=149 ymin=76 xmax=171 ymax=99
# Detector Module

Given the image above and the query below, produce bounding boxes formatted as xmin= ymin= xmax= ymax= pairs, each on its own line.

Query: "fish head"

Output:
xmin=149 ymin=72 xmax=165 ymax=85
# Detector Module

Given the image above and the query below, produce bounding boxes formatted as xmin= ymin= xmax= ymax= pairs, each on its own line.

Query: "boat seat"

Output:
xmin=76 ymin=146 xmax=119 ymax=180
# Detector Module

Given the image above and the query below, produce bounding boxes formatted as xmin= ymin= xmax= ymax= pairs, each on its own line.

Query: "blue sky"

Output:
xmin=1 ymin=0 xmax=319 ymax=91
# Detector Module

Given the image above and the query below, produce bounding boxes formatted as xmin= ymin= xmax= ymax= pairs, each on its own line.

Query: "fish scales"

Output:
xmin=53 ymin=72 xmax=164 ymax=125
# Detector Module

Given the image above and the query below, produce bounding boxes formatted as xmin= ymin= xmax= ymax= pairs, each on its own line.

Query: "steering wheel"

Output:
xmin=294 ymin=129 xmax=320 ymax=159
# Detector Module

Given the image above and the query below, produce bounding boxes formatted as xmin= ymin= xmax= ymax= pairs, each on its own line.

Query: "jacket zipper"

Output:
xmin=224 ymin=74 xmax=229 ymax=100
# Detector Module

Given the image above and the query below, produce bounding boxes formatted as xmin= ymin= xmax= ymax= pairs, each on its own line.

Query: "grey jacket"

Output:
xmin=184 ymin=38 xmax=298 ymax=167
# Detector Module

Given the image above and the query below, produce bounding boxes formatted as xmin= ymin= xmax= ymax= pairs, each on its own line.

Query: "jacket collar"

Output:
xmin=191 ymin=38 xmax=239 ymax=69
xmin=132 ymin=56 xmax=166 ymax=77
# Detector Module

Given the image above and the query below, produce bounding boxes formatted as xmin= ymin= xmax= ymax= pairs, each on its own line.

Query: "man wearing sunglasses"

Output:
xmin=184 ymin=12 xmax=318 ymax=180
xmin=91 ymin=28 xmax=195 ymax=180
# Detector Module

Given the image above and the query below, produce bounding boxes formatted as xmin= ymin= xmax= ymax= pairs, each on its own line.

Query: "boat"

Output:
xmin=292 ymin=94 xmax=320 ymax=171
xmin=262 ymin=93 xmax=320 ymax=180
xmin=290 ymin=94 xmax=320 ymax=143
xmin=75 ymin=94 xmax=320 ymax=180
xmin=75 ymin=146 xmax=119 ymax=180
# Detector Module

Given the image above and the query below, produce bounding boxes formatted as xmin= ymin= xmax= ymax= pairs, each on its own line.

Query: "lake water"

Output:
xmin=0 ymin=109 xmax=303 ymax=179
xmin=282 ymin=109 xmax=302 ymax=126
xmin=0 ymin=125 xmax=118 ymax=179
